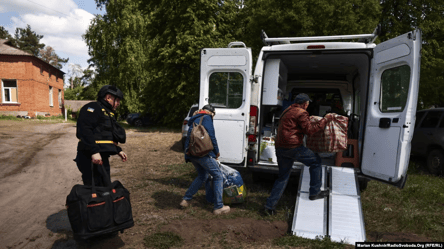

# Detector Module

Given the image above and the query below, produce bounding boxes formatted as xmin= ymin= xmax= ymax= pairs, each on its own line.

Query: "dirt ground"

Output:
xmin=0 ymin=120 xmax=434 ymax=249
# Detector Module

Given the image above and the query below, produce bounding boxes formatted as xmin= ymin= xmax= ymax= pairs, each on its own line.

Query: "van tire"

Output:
xmin=427 ymin=149 xmax=444 ymax=176
xmin=358 ymin=178 xmax=369 ymax=192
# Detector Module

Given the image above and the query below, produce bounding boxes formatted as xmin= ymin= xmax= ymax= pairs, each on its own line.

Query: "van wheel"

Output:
xmin=358 ymin=178 xmax=369 ymax=192
xmin=427 ymin=149 xmax=444 ymax=176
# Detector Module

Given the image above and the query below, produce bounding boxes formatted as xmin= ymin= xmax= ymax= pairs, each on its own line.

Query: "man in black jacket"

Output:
xmin=75 ymin=85 xmax=128 ymax=186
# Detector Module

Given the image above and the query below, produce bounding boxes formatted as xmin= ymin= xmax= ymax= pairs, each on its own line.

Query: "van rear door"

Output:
xmin=199 ymin=43 xmax=252 ymax=164
xmin=361 ymin=29 xmax=422 ymax=188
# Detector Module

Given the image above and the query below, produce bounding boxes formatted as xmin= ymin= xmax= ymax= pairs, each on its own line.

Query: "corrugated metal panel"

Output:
xmin=292 ymin=166 xmax=366 ymax=245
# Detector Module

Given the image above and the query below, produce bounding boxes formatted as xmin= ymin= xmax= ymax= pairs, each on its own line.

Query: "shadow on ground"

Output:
xmin=47 ymin=209 xmax=126 ymax=249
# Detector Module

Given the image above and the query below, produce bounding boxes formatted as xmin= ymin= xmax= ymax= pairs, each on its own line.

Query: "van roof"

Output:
xmin=262 ymin=42 xmax=376 ymax=52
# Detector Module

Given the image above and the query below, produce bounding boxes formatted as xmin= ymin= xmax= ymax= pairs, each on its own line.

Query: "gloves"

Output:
xmin=119 ymin=151 xmax=128 ymax=162
xmin=91 ymin=153 xmax=103 ymax=165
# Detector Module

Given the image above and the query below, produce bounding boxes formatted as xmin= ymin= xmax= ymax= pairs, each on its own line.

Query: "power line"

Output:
xmin=26 ymin=0 xmax=71 ymax=16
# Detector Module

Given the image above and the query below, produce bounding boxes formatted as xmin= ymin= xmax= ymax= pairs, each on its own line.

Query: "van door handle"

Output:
xmin=379 ymin=118 xmax=391 ymax=128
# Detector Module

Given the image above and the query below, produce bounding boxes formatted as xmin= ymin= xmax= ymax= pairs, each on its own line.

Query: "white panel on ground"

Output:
xmin=331 ymin=167 xmax=358 ymax=196
xmin=300 ymin=166 xmax=326 ymax=193
xmin=292 ymin=192 xmax=327 ymax=239
xmin=292 ymin=166 xmax=366 ymax=245
xmin=292 ymin=167 xmax=327 ymax=239
xmin=329 ymin=166 xmax=366 ymax=245
xmin=329 ymin=195 xmax=366 ymax=244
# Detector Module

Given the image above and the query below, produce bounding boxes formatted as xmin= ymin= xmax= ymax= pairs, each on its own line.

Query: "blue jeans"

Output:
xmin=183 ymin=156 xmax=224 ymax=210
xmin=265 ymin=146 xmax=322 ymax=210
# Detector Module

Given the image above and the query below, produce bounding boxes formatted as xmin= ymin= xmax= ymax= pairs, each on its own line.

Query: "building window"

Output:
xmin=49 ymin=86 xmax=53 ymax=106
xmin=2 ymin=80 xmax=18 ymax=103
xmin=58 ymin=89 xmax=62 ymax=108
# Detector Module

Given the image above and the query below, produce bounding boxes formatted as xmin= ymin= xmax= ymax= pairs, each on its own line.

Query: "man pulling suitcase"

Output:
xmin=67 ymin=85 xmax=134 ymax=240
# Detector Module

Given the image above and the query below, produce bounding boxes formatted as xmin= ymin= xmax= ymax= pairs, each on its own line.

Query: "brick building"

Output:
xmin=0 ymin=39 xmax=65 ymax=117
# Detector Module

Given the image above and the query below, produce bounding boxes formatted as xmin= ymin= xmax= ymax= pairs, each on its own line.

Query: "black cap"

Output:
xmin=202 ymin=104 xmax=215 ymax=114
xmin=294 ymin=93 xmax=312 ymax=104
xmin=97 ymin=85 xmax=124 ymax=101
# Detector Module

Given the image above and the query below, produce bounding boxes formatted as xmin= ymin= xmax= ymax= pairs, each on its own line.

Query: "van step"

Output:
xmin=291 ymin=166 xmax=366 ymax=245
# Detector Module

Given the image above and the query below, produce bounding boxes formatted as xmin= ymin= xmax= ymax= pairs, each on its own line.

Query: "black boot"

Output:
xmin=309 ymin=190 xmax=329 ymax=201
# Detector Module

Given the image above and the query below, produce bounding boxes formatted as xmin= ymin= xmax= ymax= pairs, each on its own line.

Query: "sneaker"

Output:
xmin=180 ymin=200 xmax=189 ymax=208
xmin=309 ymin=190 xmax=329 ymax=201
xmin=213 ymin=205 xmax=230 ymax=215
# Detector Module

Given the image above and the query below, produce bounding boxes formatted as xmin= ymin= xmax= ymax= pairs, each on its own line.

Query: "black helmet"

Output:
xmin=202 ymin=104 xmax=215 ymax=114
xmin=98 ymin=85 xmax=124 ymax=100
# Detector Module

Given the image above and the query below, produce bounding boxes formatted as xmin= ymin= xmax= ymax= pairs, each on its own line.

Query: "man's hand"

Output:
xmin=216 ymin=152 xmax=220 ymax=160
xmin=119 ymin=151 xmax=128 ymax=162
xmin=92 ymin=153 xmax=103 ymax=165
xmin=324 ymin=113 xmax=334 ymax=122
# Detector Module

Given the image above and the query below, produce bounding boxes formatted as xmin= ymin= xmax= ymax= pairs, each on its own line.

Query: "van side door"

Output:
xmin=361 ymin=29 xmax=422 ymax=188
xmin=199 ymin=43 xmax=252 ymax=164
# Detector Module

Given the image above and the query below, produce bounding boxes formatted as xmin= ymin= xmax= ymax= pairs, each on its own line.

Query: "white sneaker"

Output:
xmin=213 ymin=205 xmax=230 ymax=215
xmin=180 ymin=200 xmax=189 ymax=208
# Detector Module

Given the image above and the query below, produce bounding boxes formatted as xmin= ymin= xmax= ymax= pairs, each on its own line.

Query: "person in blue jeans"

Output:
xmin=264 ymin=93 xmax=334 ymax=215
xmin=180 ymin=104 xmax=230 ymax=215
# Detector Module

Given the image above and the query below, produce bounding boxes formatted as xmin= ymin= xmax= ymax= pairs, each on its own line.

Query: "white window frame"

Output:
xmin=58 ymin=89 xmax=62 ymax=108
xmin=49 ymin=86 xmax=53 ymax=107
xmin=2 ymin=79 xmax=18 ymax=104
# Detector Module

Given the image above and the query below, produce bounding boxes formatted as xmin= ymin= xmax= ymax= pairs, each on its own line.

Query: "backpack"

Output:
xmin=188 ymin=116 xmax=214 ymax=157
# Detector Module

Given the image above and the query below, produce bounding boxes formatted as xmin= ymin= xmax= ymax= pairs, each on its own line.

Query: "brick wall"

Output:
xmin=0 ymin=55 xmax=65 ymax=117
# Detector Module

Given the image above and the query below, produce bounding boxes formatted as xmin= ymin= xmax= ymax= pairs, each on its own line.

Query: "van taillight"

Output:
xmin=249 ymin=105 xmax=258 ymax=142
xmin=307 ymin=45 xmax=325 ymax=49
xmin=183 ymin=120 xmax=188 ymax=125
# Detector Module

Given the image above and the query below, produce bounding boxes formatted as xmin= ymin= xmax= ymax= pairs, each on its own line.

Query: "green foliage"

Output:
xmin=273 ymin=235 xmax=349 ymax=248
xmin=377 ymin=1 xmax=444 ymax=109
xmin=0 ymin=115 xmax=23 ymax=121
xmin=0 ymin=26 xmax=13 ymax=40
xmin=143 ymin=232 xmax=183 ymax=249
xmin=241 ymin=0 xmax=381 ymax=57
xmin=361 ymin=162 xmax=444 ymax=242
xmin=64 ymin=85 xmax=97 ymax=100
xmin=13 ymin=24 xmax=45 ymax=57
xmin=85 ymin=0 xmax=444 ymax=125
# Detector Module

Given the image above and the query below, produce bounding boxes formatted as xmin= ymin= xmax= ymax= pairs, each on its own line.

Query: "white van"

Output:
xmin=198 ymin=26 xmax=422 ymax=189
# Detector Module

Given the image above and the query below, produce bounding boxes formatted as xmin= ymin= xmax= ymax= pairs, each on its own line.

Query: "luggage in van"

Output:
xmin=306 ymin=114 xmax=349 ymax=153
xmin=66 ymin=163 xmax=134 ymax=240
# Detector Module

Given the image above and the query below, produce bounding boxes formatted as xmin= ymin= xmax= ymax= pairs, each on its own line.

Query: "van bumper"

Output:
xmin=247 ymin=164 xmax=302 ymax=175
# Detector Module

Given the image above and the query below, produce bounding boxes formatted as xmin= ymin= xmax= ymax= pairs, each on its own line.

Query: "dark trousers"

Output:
xmin=75 ymin=151 xmax=111 ymax=186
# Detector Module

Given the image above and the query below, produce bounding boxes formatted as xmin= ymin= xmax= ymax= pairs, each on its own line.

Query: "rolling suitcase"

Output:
xmin=66 ymin=163 xmax=134 ymax=240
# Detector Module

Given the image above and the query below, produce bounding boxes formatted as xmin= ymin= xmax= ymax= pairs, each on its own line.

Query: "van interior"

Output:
xmin=258 ymin=51 xmax=372 ymax=168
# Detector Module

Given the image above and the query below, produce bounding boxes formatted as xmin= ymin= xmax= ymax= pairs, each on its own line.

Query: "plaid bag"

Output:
xmin=306 ymin=114 xmax=348 ymax=153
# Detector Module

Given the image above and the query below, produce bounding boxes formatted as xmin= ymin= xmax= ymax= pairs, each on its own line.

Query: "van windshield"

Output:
xmin=208 ymin=72 xmax=243 ymax=109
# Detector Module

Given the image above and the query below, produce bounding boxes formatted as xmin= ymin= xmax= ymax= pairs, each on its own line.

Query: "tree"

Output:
xmin=39 ymin=46 xmax=69 ymax=69
xmin=13 ymin=24 xmax=45 ymax=56
xmin=0 ymin=26 xmax=13 ymax=40
xmin=85 ymin=0 xmax=243 ymax=125
xmin=240 ymin=0 xmax=381 ymax=57
xmin=378 ymin=0 xmax=444 ymax=109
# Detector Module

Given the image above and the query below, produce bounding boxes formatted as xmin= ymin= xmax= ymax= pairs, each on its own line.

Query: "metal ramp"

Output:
xmin=292 ymin=166 xmax=366 ymax=245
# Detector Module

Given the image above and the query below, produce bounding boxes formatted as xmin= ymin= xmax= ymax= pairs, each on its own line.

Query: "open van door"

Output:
xmin=199 ymin=42 xmax=252 ymax=164
xmin=361 ymin=29 xmax=422 ymax=188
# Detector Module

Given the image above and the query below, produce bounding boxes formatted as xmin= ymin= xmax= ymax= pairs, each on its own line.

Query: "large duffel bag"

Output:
xmin=66 ymin=163 xmax=134 ymax=240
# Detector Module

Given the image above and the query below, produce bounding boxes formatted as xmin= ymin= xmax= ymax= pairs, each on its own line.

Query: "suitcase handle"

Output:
xmin=90 ymin=162 xmax=113 ymax=195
